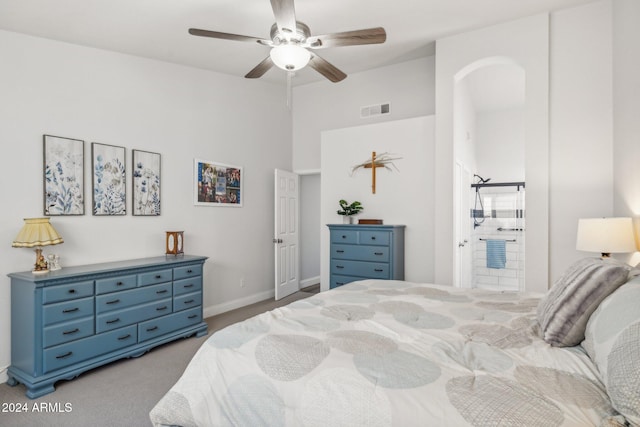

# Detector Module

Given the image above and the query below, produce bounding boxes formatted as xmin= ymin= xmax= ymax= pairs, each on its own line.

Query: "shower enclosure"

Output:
xmin=471 ymin=181 xmax=525 ymax=291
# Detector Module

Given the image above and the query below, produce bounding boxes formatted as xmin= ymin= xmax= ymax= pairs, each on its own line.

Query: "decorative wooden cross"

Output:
xmin=363 ymin=151 xmax=385 ymax=194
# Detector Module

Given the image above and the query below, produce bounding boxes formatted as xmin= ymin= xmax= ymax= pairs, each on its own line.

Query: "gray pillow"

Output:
xmin=536 ymin=257 xmax=630 ymax=347
xmin=582 ymin=276 xmax=640 ymax=426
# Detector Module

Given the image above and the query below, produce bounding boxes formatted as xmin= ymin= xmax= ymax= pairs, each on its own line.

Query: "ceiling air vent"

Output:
xmin=360 ymin=102 xmax=391 ymax=118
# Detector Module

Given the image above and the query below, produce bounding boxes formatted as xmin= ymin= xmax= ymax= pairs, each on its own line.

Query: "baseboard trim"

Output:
xmin=1 ymin=366 xmax=7 ymax=385
xmin=203 ymin=289 xmax=275 ymax=319
xmin=300 ymin=276 xmax=320 ymax=288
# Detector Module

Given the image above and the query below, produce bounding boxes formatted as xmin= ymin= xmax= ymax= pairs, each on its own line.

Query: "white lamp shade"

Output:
xmin=269 ymin=44 xmax=311 ymax=71
xmin=576 ymin=217 xmax=637 ymax=255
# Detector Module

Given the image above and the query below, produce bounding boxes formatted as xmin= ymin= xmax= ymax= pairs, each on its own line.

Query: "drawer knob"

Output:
xmin=56 ymin=351 xmax=73 ymax=360
xmin=371 ymin=236 xmax=376 ymax=240
xmin=118 ymin=334 xmax=132 ymax=341
xmin=157 ymin=289 xmax=168 ymax=294
xmin=336 ymin=265 xmax=344 ymax=269
xmin=68 ymin=289 xmax=76 ymax=294
xmin=156 ymin=306 xmax=168 ymax=311
xmin=341 ymin=235 xmax=347 ymax=239
xmin=106 ymin=299 xmax=120 ymax=305
xmin=336 ymin=250 xmax=345 ymax=253
xmin=63 ymin=328 xmax=80 ymax=335
xmin=106 ymin=318 xmax=120 ymax=324
xmin=184 ymin=284 xmax=194 ymax=288
xmin=147 ymin=326 xmax=158 ymax=332
xmin=62 ymin=307 xmax=79 ymax=313
xmin=187 ymin=269 xmax=193 ymax=273
xmin=155 ymin=275 xmax=162 ymax=279
xmin=184 ymin=299 xmax=194 ymax=304
xmin=116 ymin=281 xmax=124 ymax=286
xmin=374 ymin=268 xmax=384 ymax=272
xmin=374 ymin=252 xmax=383 ymax=255
xmin=188 ymin=314 xmax=198 ymax=319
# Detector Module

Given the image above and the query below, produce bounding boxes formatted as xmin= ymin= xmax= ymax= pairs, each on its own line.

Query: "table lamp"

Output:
xmin=576 ymin=217 xmax=637 ymax=258
xmin=12 ymin=218 xmax=64 ymax=274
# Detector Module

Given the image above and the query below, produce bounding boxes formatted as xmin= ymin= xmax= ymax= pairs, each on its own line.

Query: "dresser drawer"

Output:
xmin=331 ymin=229 xmax=358 ymax=244
xmin=331 ymin=244 xmax=389 ymax=262
xmin=42 ymin=281 xmax=93 ymax=304
xmin=95 ymin=274 xmax=137 ymax=295
xmin=43 ymin=317 xmax=95 ymax=348
xmin=330 ymin=275 xmax=370 ymax=289
xmin=43 ymin=297 xmax=94 ymax=326
xmin=173 ymin=277 xmax=202 ymax=296
xmin=173 ymin=265 xmax=202 ymax=280
xmin=331 ymin=260 xmax=390 ymax=279
xmin=96 ymin=298 xmax=172 ymax=333
xmin=43 ymin=326 xmax=137 ymax=374
xmin=96 ymin=282 xmax=172 ymax=314
xmin=358 ymin=231 xmax=390 ymax=246
xmin=138 ymin=307 xmax=202 ymax=342
xmin=138 ymin=269 xmax=172 ymax=287
xmin=173 ymin=292 xmax=202 ymax=312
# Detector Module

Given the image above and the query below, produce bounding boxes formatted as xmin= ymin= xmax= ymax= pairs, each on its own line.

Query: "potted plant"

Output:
xmin=337 ymin=199 xmax=363 ymax=224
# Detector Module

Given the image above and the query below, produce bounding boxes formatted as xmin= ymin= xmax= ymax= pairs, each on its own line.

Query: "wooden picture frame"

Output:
xmin=194 ymin=158 xmax=243 ymax=207
xmin=43 ymin=134 xmax=85 ymax=216
xmin=91 ymin=143 xmax=126 ymax=216
xmin=132 ymin=150 xmax=161 ymax=216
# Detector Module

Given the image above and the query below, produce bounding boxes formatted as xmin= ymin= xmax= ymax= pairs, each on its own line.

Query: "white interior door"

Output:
xmin=455 ymin=162 xmax=472 ymax=288
xmin=274 ymin=169 xmax=300 ymax=300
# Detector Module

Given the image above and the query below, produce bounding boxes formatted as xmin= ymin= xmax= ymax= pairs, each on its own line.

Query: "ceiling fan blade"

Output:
xmin=245 ymin=57 xmax=274 ymax=79
xmin=270 ymin=0 xmax=297 ymax=35
xmin=308 ymin=27 xmax=386 ymax=49
xmin=188 ymin=28 xmax=271 ymax=45
xmin=308 ymin=53 xmax=347 ymax=83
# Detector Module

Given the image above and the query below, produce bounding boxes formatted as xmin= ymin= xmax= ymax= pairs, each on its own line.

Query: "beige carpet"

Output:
xmin=0 ymin=286 xmax=318 ymax=427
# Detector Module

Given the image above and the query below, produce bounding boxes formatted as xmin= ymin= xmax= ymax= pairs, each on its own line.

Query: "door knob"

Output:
xmin=273 ymin=238 xmax=283 ymax=244
xmin=458 ymin=242 xmax=465 ymax=247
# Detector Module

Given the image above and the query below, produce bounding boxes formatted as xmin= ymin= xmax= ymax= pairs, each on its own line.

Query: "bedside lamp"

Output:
xmin=12 ymin=218 xmax=64 ymax=274
xmin=576 ymin=217 xmax=636 ymax=258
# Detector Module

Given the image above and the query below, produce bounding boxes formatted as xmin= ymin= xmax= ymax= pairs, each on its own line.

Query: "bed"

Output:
xmin=150 ymin=258 xmax=640 ymax=427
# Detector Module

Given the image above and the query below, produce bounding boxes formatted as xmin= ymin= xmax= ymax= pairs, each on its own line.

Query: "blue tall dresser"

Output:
xmin=328 ymin=224 xmax=405 ymax=289
xmin=7 ymin=255 xmax=208 ymax=398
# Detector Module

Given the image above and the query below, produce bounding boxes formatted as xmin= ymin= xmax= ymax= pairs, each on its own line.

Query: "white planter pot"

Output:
xmin=342 ymin=216 xmax=353 ymax=224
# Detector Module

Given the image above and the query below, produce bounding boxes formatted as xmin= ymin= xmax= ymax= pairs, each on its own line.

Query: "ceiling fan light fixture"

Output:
xmin=270 ymin=44 xmax=310 ymax=71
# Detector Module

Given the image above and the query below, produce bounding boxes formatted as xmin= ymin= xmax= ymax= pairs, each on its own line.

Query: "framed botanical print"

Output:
xmin=43 ymin=134 xmax=85 ymax=215
xmin=132 ymin=149 xmax=161 ymax=216
xmin=91 ymin=143 xmax=126 ymax=215
xmin=194 ymin=158 xmax=243 ymax=207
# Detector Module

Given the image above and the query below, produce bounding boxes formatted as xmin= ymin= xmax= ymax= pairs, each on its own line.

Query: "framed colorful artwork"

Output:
xmin=91 ymin=143 xmax=126 ymax=216
xmin=194 ymin=158 xmax=243 ymax=207
xmin=132 ymin=149 xmax=161 ymax=216
xmin=43 ymin=134 xmax=85 ymax=215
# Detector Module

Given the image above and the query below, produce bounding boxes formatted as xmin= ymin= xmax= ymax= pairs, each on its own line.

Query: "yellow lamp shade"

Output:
xmin=12 ymin=218 xmax=64 ymax=248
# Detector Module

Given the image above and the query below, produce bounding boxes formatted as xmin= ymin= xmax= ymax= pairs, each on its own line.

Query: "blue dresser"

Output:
xmin=7 ymin=255 xmax=208 ymax=398
xmin=328 ymin=224 xmax=405 ymax=289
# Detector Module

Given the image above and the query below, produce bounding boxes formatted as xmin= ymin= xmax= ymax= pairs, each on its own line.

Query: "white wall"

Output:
xmin=435 ymin=14 xmax=550 ymax=292
xmin=475 ymin=108 xmax=525 ymax=182
xmin=293 ymin=56 xmax=435 ymax=171
xmin=549 ymin=0 xmax=615 ymax=278
xmin=0 ymin=30 xmax=291 ymax=381
xmin=299 ymin=173 xmax=321 ymax=285
xmin=320 ymin=116 xmax=435 ymax=292
xmin=613 ymin=0 xmax=640 ymax=267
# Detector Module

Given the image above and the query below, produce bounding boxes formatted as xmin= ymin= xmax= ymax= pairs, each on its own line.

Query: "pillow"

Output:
xmin=536 ymin=257 xmax=630 ymax=347
xmin=582 ymin=276 xmax=640 ymax=425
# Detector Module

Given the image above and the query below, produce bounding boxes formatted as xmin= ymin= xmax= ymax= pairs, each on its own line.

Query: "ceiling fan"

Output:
xmin=188 ymin=0 xmax=386 ymax=83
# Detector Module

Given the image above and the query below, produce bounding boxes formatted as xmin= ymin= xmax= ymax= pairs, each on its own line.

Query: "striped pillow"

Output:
xmin=536 ymin=257 xmax=630 ymax=347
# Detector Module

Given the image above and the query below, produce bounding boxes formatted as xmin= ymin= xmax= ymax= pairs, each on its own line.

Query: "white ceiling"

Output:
xmin=0 ymin=0 xmax=595 ymax=86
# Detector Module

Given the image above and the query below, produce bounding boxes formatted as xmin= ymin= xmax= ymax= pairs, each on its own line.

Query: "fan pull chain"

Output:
xmin=286 ymin=71 xmax=293 ymax=109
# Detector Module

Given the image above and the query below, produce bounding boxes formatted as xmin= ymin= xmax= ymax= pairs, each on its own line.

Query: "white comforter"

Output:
xmin=150 ymin=280 xmax=623 ymax=427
